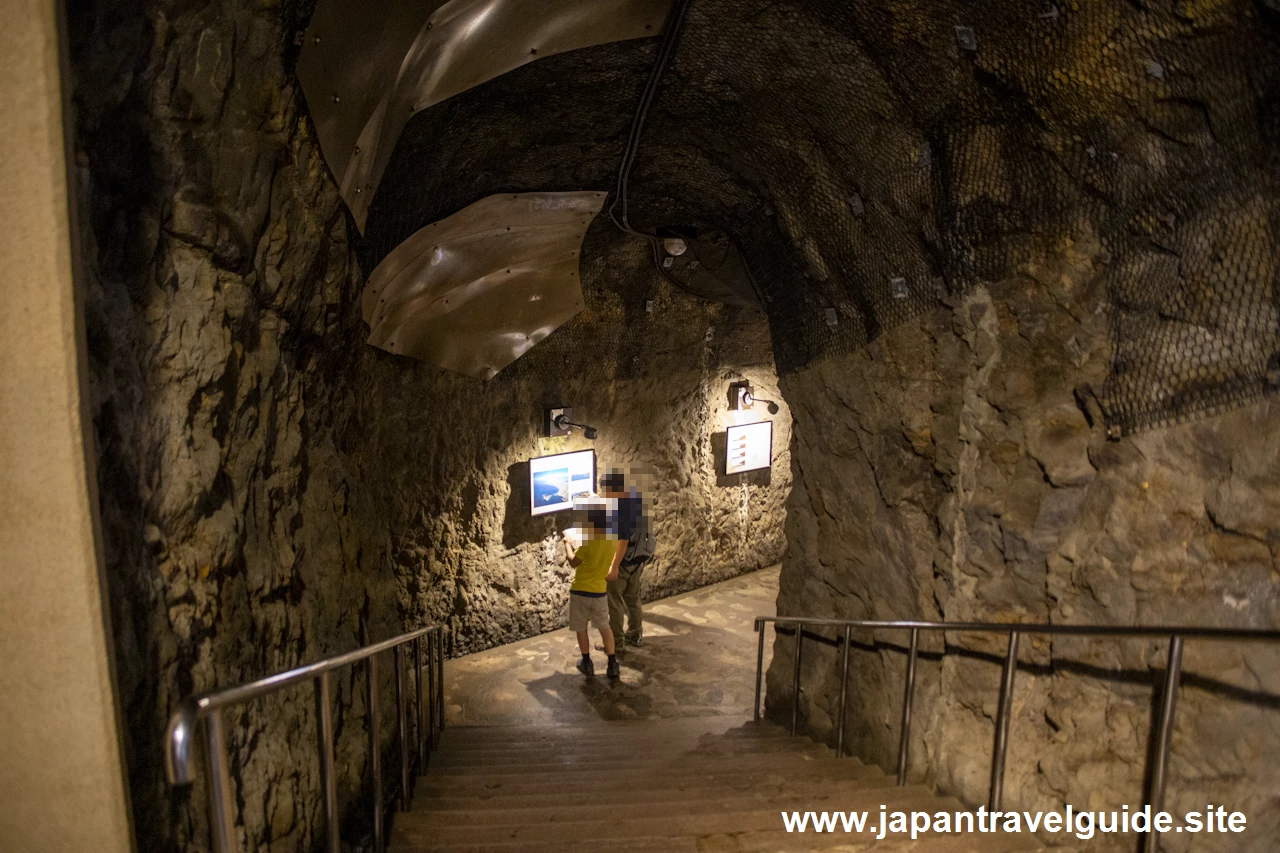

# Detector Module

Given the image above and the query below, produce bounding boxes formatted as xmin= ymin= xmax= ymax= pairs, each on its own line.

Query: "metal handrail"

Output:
xmin=753 ymin=616 xmax=1280 ymax=853
xmin=165 ymin=624 xmax=447 ymax=853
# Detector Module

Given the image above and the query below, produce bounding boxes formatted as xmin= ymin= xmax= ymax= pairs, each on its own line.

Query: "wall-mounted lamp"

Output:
xmin=545 ymin=407 xmax=598 ymax=440
xmin=729 ymin=382 xmax=780 ymax=415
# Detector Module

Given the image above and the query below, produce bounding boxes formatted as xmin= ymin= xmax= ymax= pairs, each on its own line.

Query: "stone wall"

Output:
xmin=70 ymin=2 xmax=404 ymax=850
xmin=363 ymin=354 xmax=790 ymax=656
xmin=767 ymin=230 xmax=1280 ymax=851
xmin=71 ymin=3 xmax=790 ymax=850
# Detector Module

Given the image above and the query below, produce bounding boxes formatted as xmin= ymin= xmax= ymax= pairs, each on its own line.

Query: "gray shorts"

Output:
xmin=568 ymin=593 xmax=609 ymax=632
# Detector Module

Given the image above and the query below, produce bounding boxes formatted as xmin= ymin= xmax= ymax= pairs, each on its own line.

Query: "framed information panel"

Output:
xmin=529 ymin=449 xmax=596 ymax=516
xmin=725 ymin=421 xmax=773 ymax=475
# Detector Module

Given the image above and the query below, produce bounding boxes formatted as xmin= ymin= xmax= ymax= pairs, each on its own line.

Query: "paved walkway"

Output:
xmin=444 ymin=567 xmax=780 ymax=726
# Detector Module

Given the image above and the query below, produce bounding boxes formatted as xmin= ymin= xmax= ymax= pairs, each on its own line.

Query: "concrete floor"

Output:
xmin=444 ymin=567 xmax=780 ymax=727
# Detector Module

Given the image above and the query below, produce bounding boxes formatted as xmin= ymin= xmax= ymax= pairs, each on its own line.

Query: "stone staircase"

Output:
xmin=388 ymin=716 xmax=1069 ymax=853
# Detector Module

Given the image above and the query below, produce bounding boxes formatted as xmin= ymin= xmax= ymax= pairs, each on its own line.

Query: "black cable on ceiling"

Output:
xmin=610 ymin=0 xmax=693 ymax=237
xmin=607 ymin=0 xmax=721 ymax=302
xmin=607 ymin=0 xmax=798 ymax=315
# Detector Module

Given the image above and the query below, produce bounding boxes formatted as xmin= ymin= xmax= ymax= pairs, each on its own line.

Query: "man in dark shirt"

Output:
xmin=601 ymin=470 xmax=648 ymax=652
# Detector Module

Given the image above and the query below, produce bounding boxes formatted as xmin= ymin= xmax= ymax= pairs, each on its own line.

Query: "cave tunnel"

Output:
xmin=3 ymin=1 xmax=1280 ymax=852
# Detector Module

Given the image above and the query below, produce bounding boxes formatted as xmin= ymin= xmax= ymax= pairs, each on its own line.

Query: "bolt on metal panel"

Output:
xmin=298 ymin=0 xmax=674 ymax=232
xmin=362 ymin=192 xmax=605 ymax=380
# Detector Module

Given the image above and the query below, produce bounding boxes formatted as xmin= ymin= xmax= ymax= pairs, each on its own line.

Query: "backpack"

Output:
xmin=623 ymin=499 xmax=655 ymax=565
xmin=624 ymin=523 xmax=655 ymax=566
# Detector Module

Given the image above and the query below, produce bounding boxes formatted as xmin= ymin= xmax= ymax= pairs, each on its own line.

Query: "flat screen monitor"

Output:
xmin=725 ymin=421 xmax=773 ymax=475
xmin=529 ymin=449 xmax=596 ymax=516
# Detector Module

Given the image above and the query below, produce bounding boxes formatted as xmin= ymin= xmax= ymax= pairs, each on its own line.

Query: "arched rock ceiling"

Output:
xmin=303 ymin=0 xmax=1280 ymax=431
xmin=298 ymin=0 xmax=674 ymax=231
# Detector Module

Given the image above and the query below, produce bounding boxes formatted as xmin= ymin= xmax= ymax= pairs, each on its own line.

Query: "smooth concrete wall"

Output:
xmin=0 ymin=1 xmax=134 ymax=851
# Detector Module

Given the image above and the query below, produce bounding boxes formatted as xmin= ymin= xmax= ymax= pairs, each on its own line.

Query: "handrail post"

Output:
xmin=424 ymin=633 xmax=435 ymax=752
xmin=897 ymin=627 xmax=919 ymax=785
xmin=315 ymin=671 xmax=339 ymax=853
xmin=436 ymin=627 xmax=445 ymax=734
xmin=1145 ymin=635 xmax=1184 ymax=853
xmin=414 ymin=636 xmax=426 ymax=766
xmin=790 ymin=624 xmax=804 ymax=736
xmin=395 ymin=644 xmax=410 ymax=810
xmin=989 ymin=630 xmax=1020 ymax=811
xmin=435 ymin=625 xmax=445 ymax=732
xmin=367 ymin=655 xmax=383 ymax=853
xmin=204 ymin=709 xmax=237 ymax=853
xmin=430 ymin=628 xmax=438 ymax=740
xmin=836 ymin=625 xmax=851 ymax=756
xmin=753 ymin=619 xmax=766 ymax=722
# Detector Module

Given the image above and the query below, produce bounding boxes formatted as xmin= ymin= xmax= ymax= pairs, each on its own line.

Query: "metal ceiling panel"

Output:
xmin=298 ymin=0 xmax=674 ymax=232
xmin=296 ymin=1 xmax=445 ymax=211
xmin=362 ymin=192 xmax=605 ymax=380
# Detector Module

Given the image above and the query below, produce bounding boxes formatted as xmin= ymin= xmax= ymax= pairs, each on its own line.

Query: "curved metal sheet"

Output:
xmin=363 ymin=192 xmax=605 ymax=379
xmin=298 ymin=0 xmax=674 ymax=232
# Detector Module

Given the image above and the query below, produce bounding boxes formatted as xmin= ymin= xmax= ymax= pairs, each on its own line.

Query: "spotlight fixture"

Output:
xmin=545 ymin=407 xmax=598 ymax=440
xmin=729 ymin=382 xmax=780 ymax=415
xmin=662 ymin=236 xmax=689 ymax=256
xmin=557 ymin=416 xmax=599 ymax=440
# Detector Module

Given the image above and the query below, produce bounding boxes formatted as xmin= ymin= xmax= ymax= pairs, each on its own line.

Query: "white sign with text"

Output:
xmin=726 ymin=421 xmax=773 ymax=475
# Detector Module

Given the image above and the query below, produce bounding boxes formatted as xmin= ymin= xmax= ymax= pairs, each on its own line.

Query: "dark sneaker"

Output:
xmin=576 ymin=657 xmax=595 ymax=677
xmin=626 ymin=634 xmax=643 ymax=648
xmin=606 ymin=657 xmax=621 ymax=679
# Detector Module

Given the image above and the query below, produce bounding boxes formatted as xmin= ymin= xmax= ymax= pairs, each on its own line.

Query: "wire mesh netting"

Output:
xmin=358 ymin=0 xmax=1280 ymax=433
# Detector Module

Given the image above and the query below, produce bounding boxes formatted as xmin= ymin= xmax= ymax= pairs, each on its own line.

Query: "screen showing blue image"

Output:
xmin=533 ymin=468 xmax=570 ymax=509
xmin=529 ymin=450 xmax=596 ymax=516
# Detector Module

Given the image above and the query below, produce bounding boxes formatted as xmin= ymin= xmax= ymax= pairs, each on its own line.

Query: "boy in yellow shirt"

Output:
xmin=562 ymin=507 xmax=624 ymax=679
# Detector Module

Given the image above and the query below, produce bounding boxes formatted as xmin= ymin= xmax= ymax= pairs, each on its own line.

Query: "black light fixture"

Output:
xmin=750 ymin=391 xmax=781 ymax=415
xmin=545 ymin=407 xmax=598 ymax=440
xmin=557 ymin=415 xmax=599 ymax=440
xmin=729 ymin=381 xmax=780 ymax=415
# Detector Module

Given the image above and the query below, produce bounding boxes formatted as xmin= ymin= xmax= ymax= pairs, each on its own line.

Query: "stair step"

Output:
xmin=696 ymin=829 xmax=1067 ymax=853
xmin=440 ymin=722 xmax=793 ymax=742
xmin=391 ymin=789 xmax=952 ymax=847
xmin=399 ymin=783 xmax=913 ymax=828
xmin=390 ymin=837 xmax=695 ymax=853
xmin=389 ymin=838 xmax=1065 ymax=853
xmin=435 ymin=728 xmax=796 ymax=757
xmin=689 ymin=834 xmax=1067 ymax=853
xmin=420 ymin=750 xmax=842 ymax=781
xmin=441 ymin=716 xmax=768 ymax=732
xmin=430 ymin=742 xmax=829 ymax=768
xmin=413 ymin=759 xmax=884 ymax=801
xmin=438 ymin=719 xmax=774 ymax=746
xmin=386 ymin=800 xmax=1081 ymax=853
xmin=431 ymin=742 xmax=819 ymax=766
xmin=412 ymin=763 xmax=889 ymax=809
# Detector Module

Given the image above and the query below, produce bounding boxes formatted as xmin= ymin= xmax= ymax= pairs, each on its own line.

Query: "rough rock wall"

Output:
xmin=617 ymin=0 xmax=1280 ymax=433
xmin=71 ymin=3 xmax=791 ymax=850
xmin=366 ymin=352 xmax=790 ymax=656
xmin=70 ymin=1 xmax=401 ymax=851
xmin=767 ymin=230 xmax=1280 ymax=851
xmin=354 ymin=231 xmax=791 ymax=654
